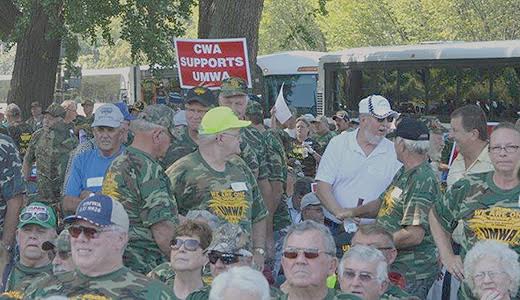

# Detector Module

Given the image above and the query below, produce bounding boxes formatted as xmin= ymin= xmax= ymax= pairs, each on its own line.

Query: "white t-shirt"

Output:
xmin=315 ymin=129 xmax=402 ymax=222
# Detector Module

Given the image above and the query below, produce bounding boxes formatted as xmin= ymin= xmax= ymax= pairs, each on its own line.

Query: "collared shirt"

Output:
xmin=315 ymin=129 xmax=402 ymax=222
xmin=285 ymin=196 xmax=302 ymax=224
xmin=446 ymin=144 xmax=493 ymax=188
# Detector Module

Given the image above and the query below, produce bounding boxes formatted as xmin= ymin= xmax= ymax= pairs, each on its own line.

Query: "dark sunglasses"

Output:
xmin=170 ymin=238 xmax=201 ymax=251
xmin=208 ymin=251 xmax=242 ymax=265
xmin=375 ymin=116 xmax=394 ymax=123
xmin=68 ymin=225 xmax=106 ymax=239
xmin=56 ymin=251 xmax=71 ymax=260
xmin=282 ymin=247 xmax=331 ymax=259
xmin=20 ymin=211 xmax=50 ymax=222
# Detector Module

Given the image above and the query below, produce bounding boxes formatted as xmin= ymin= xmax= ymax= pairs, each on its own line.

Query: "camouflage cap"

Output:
xmin=43 ymin=103 xmax=66 ymax=118
xmin=419 ymin=116 xmax=448 ymax=134
xmin=207 ymin=223 xmax=252 ymax=256
xmin=220 ymin=77 xmax=248 ymax=97
xmin=138 ymin=104 xmax=175 ymax=135
xmin=245 ymin=101 xmax=263 ymax=117
xmin=186 ymin=86 xmax=216 ymax=107
xmin=42 ymin=229 xmax=71 ymax=252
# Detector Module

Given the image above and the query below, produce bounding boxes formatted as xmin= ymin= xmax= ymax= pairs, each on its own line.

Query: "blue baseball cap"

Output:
xmin=114 ymin=102 xmax=136 ymax=121
xmin=169 ymin=92 xmax=183 ymax=104
xmin=64 ymin=195 xmax=129 ymax=231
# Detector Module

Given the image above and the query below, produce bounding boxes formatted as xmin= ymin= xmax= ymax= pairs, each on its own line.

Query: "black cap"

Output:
xmin=395 ymin=117 xmax=429 ymax=141
xmin=186 ymin=87 xmax=216 ymax=107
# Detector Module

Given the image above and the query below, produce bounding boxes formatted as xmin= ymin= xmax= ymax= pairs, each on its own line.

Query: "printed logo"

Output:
xmin=468 ymin=207 xmax=520 ymax=246
xmin=208 ymin=189 xmax=249 ymax=224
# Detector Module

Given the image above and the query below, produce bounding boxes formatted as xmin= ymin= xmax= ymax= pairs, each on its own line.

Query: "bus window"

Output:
xmin=263 ymin=74 xmax=318 ymax=115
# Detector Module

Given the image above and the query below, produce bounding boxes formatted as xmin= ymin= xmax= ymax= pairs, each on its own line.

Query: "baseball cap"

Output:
xmin=186 ymin=87 xmax=216 ymax=107
xmin=359 ymin=95 xmax=398 ymax=119
xmin=81 ymin=99 xmax=94 ymax=106
xmin=64 ymin=194 xmax=129 ymax=231
xmin=169 ymin=92 xmax=183 ymax=104
xmin=91 ymin=103 xmax=124 ymax=128
xmin=174 ymin=110 xmax=187 ymax=126
xmin=199 ymin=106 xmax=251 ymax=135
xmin=207 ymin=223 xmax=252 ymax=256
xmin=138 ymin=104 xmax=176 ymax=135
xmin=220 ymin=77 xmax=248 ymax=97
xmin=245 ymin=101 xmax=263 ymax=117
xmin=31 ymin=101 xmax=41 ymax=108
xmin=419 ymin=116 xmax=448 ymax=134
xmin=114 ymin=102 xmax=136 ymax=121
xmin=303 ymin=114 xmax=316 ymax=123
xmin=300 ymin=192 xmax=322 ymax=209
xmin=43 ymin=103 xmax=66 ymax=118
xmin=313 ymin=115 xmax=328 ymax=124
xmin=395 ymin=117 xmax=430 ymax=141
xmin=332 ymin=110 xmax=350 ymax=121
xmin=18 ymin=202 xmax=57 ymax=229
xmin=42 ymin=230 xmax=71 ymax=252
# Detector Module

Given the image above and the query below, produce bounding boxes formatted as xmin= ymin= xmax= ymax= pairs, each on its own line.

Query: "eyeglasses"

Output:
xmin=489 ymin=145 xmax=520 ymax=154
xmin=170 ymin=238 xmax=201 ymax=251
xmin=282 ymin=247 xmax=332 ymax=259
xmin=208 ymin=251 xmax=242 ymax=265
xmin=20 ymin=211 xmax=50 ymax=223
xmin=474 ymin=270 xmax=506 ymax=281
xmin=375 ymin=116 xmax=394 ymax=123
xmin=68 ymin=225 xmax=110 ymax=239
xmin=342 ymin=270 xmax=376 ymax=282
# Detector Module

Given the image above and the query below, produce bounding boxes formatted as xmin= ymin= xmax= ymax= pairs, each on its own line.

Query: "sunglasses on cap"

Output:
xmin=19 ymin=211 xmax=50 ymax=223
xmin=374 ymin=115 xmax=394 ymax=123
xmin=170 ymin=238 xmax=201 ymax=251
xmin=282 ymin=247 xmax=332 ymax=259
xmin=68 ymin=225 xmax=110 ymax=240
xmin=208 ymin=251 xmax=243 ymax=265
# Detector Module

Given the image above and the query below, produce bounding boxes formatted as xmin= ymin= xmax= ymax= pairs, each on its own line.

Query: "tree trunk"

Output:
xmin=198 ymin=0 xmax=264 ymax=93
xmin=7 ymin=3 xmax=61 ymax=119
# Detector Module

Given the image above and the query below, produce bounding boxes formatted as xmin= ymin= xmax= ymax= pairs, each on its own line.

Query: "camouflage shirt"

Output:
xmin=264 ymin=129 xmax=288 ymax=183
xmin=275 ymin=288 xmax=362 ymax=300
xmin=287 ymin=137 xmax=321 ymax=177
xmin=314 ymin=131 xmax=337 ymax=150
xmin=241 ymin=126 xmax=269 ymax=180
xmin=166 ymin=150 xmax=268 ymax=236
xmin=4 ymin=262 xmax=52 ymax=294
xmin=25 ymin=117 xmax=43 ymax=132
xmin=23 ymin=267 xmax=175 ymax=299
xmin=376 ymin=161 xmax=440 ymax=282
xmin=0 ymin=134 xmax=24 ymax=237
xmin=187 ymin=285 xmax=284 ymax=300
xmin=148 ymin=263 xmax=212 ymax=300
xmin=102 ymin=146 xmax=179 ymax=274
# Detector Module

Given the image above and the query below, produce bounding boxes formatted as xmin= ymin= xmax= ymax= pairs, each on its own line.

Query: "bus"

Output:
xmin=317 ymin=40 xmax=520 ymax=120
xmin=257 ymin=51 xmax=325 ymax=115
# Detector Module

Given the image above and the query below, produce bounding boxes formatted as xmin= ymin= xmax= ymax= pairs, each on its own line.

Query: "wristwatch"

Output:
xmin=253 ymin=247 xmax=266 ymax=256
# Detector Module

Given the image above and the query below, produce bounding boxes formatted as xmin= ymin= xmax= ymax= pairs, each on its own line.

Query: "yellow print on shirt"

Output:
xmin=378 ymin=186 xmax=401 ymax=217
xmin=208 ymin=189 xmax=249 ymax=224
xmin=468 ymin=207 xmax=520 ymax=246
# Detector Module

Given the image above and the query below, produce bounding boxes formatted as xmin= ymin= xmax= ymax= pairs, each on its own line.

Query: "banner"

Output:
xmin=174 ymin=38 xmax=252 ymax=89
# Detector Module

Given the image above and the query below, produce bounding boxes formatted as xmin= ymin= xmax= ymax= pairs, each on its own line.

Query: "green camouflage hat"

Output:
xmin=42 ymin=229 xmax=71 ymax=252
xmin=208 ymin=223 xmax=252 ymax=255
xmin=220 ymin=77 xmax=248 ymax=97
xmin=43 ymin=103 xmax=66 ymax=118
xmin=419 ymin=116 xmax=448 ymax=134
xmin=18 ymin=202 xmax=57 ymax=229
xmin=138 ymin=104 xmax=175 ymax=135
xmin=245 ymin=101 xmax=263 ymax=117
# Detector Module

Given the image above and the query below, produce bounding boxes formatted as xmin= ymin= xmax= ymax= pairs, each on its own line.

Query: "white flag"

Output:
xmin=274 ymin=83 xmax=292 ymax=124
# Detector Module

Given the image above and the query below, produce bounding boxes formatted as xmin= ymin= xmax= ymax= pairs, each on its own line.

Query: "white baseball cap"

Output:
xmin=91 ymin=103 xmax=124 ymax=128
xmin=359 ymin=95 xmax=398 ymax=119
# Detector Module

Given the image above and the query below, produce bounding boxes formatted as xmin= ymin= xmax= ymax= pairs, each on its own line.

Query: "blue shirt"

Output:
xmin=65 ymin=146 xmax=125 ymax=196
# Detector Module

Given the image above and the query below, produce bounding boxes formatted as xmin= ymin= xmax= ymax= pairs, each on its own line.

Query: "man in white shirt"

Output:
xmin=315 ymin=95 xmax=401 ymax=233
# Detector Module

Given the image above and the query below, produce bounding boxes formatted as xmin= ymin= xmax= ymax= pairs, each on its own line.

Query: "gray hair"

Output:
xmin=464 ymin=240 xmax=520 ymax=297
xmin=338 ymin=245 xmax=388 ymax=284
xmin=209 ymin=266 xmax=270 ymax=300
xmin=130 ymin=118 xmax=163 ymax=132
xmin=282 ymin=220 xmax=336 ymax=255
xmin=5 ymin=103 xmax=21 ymax=116
xmin=398 ymin=137 xmax=430 ymax=155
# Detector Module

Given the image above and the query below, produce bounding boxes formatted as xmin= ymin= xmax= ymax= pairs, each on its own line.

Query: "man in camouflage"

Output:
xmin=23 ymin=103 xmax=78 ymax=212
xmin=429 ymin=122 xmax=520 ymax=300
xmin=2 ymin=104 xmax=33 ymax=157
xmin=0 ymin=134 xmax=24 ymax=273
xmin=41 ymin=229 xmax=74 ymax=275
xmin=166 ymin=106 xmax=268 ymax=269
xmin=2 ymin=202 xmax=56 ymax=296
xmin=102 ymin=104 xmax=179 ymax=274
xmin=60 ymin=100 xmax=78 ymax=137
xmin=312 ymin=115 xmax=337 ymax=150
xmin=23 ymin=195 xmax=175 ymax=299
xmin=25 ymin=102 xmax=43 ymax=131
xmin=74 ymin=99 xmax=95 ymax=142
xmin=419 ymin=116 xmax=449 ymax=180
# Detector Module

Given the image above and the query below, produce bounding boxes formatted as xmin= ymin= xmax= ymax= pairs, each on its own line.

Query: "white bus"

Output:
xmin=317 ymin=40 xmax=520 ymax=120
xmin=257 ymin=51 xmax=325 ymax=115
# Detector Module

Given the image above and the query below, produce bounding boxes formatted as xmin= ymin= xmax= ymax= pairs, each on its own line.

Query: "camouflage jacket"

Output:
xmin=264 ymin=129 xmax=288 ymax=183
xmin=376 ymin=161 xmax=440 ymax=282
xmin=3 ymin=262 xmax=52 ymax=294
xmin=241 ymin=126 xmax=269 ymax=180
xmin=25 ymin=117 xmax=42 ymax=132
xmin=275 ymin=288 xmax=362 ymax=300
xmin=23 ymin=267 xmax=176 ymax=299
xmin=166 ymin=150 xmax=268 ymax=235
xmin=187 ymin=285 xmax=284 ymax=300
xmin=147 ymin=262 xmax=176 ymax=286
xmin=0 ymin=134 xmax=24 ymax=237
xmin=102 ymin=146 xmax=179 ymax=274
xmin=314 ymin=131 xmax=337 ymax=151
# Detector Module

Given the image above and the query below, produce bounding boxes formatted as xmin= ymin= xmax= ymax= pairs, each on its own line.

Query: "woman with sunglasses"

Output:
xmin=287 ymin=117 xmax=322 ymax=178
xmin=148 ymin=220 xmax=212 ymax=300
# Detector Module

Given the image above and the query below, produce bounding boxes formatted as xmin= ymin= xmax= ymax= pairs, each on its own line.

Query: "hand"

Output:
xmin=481 ymin=289 xmax=508 ymax=300
xmin=442 ymin=254 xmax=464 ymax=281
xmin=335 ymin=208 xmax=356 ymax=220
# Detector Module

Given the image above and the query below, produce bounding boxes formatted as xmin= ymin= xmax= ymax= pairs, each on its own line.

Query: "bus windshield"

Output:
xmin=263 ymin=74 xmax=318 ymax=115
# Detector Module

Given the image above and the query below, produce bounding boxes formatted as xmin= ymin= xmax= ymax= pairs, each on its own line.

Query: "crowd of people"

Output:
xmin=0 ymin=76 xmax=518 ymax=300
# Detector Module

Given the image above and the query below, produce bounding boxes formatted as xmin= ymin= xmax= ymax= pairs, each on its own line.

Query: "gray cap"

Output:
xmin=91 ymin=103 xmax=124 ymax=128
xmin=300 ymin=192 xmax=321 ymax=209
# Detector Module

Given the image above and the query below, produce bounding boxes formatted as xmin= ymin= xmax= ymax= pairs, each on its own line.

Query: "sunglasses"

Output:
xmin=282 ymin=247 xmax=332 ymax=259
xmin=208 ymin=251 xmax=242 ymax=265
xmin=375 ymin=116 xmax=394 ymax=123
xmin=170 ymin=238 xmax=201 ymax=251
xmin=20 ymin=211 xmax=50 ymax=223
xmin=68 ymin=225 xmax=109 ymax=239
xmin=342 ymin=270 xmax=376 ymax=282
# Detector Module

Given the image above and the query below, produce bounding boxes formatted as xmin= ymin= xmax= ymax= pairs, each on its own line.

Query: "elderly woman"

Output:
xmin=287 ymin=117 xmax=322 ymax=177
xmin=464 ymin=240 xmax=520 ymax=300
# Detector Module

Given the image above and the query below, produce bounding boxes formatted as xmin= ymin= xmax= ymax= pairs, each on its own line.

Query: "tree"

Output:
xmin=0 ymin=0 xmax=195 ymax=117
